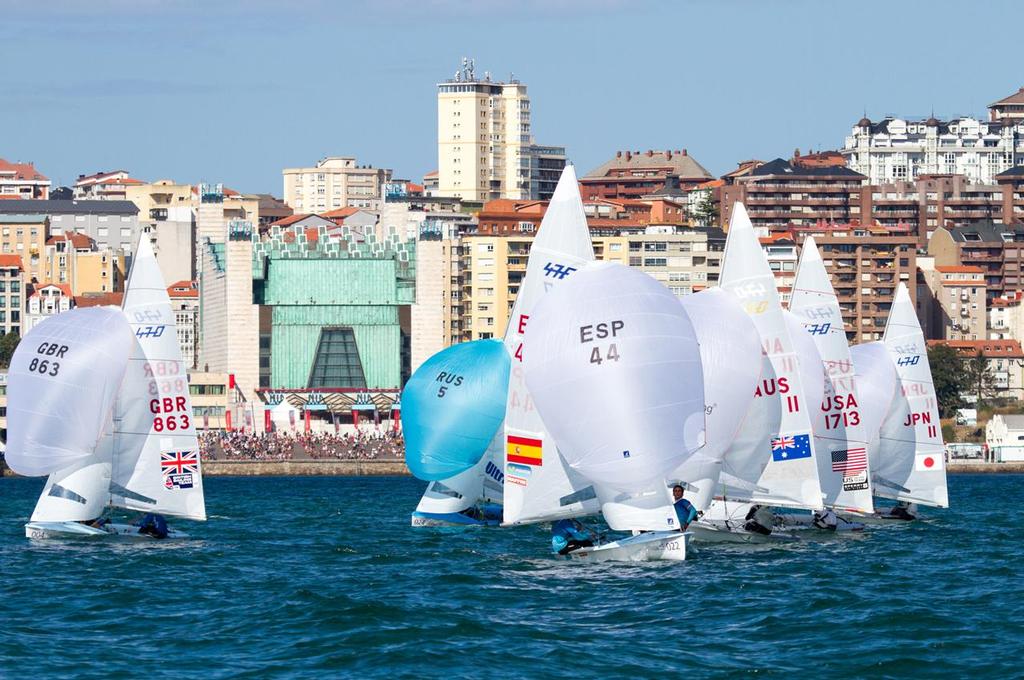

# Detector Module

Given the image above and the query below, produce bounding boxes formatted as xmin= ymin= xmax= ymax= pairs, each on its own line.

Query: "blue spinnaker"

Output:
xmin=402 ymin=339 xmax=511 ymax=481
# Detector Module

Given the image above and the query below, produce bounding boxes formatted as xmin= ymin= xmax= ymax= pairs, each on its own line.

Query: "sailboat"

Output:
xmin=404 ymin=339 xmax=510 ymax=526
xmin=523 ymin=262 xmax=706 ymax=561
xmin=672 ymin=288 xmax=763 ymax=512
xmin=861 ymin=283 xmax=949 ymax=517
xmin=779 ymin=236 xmax=873 ymax=531
xmin=12 ymin=238 xmax=206 ymax=538
xmin=501 ymin=165 xmax=601 ymax=527
xmin=693 ymin=203 xmax=825 ymax=541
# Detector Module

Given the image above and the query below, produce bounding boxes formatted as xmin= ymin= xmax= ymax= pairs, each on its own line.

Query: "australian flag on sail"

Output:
xmin=160 ymin=450 xmax=199 ymax=490
xmin=770 ymin=434 xmax=812 ymax=462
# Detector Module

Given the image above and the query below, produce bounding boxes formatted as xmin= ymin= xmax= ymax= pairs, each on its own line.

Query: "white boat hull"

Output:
xmin=776 ymin=512 xmax=866 ymax=533
xmin=25 ymin=521 xmax=185 ymax=540
xmin=568 ymin=531 xmax=691 ymax=562
xmin=688 ymin=521 xmax=800 ymax=544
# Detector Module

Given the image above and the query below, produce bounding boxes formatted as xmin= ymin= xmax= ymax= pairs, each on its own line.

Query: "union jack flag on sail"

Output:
xmin=160 ymin=450 xmax=199 ymax=490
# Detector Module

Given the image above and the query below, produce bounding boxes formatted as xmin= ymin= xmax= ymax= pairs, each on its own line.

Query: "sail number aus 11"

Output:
xmin=580 ymin=320 xmax=623 ymax=366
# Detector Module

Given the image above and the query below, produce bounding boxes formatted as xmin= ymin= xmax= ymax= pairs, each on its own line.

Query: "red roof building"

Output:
xmin=0 ymin=158 xmax=50 ymax=200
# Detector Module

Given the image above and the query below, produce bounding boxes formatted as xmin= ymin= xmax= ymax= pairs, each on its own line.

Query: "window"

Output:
xmin=308 ymin=327 xmax=366 ymax=388
xmin=98 ymin=227 xmax=109 ymax=237
xmin=120 ymin=228 xmax=132 ymax=238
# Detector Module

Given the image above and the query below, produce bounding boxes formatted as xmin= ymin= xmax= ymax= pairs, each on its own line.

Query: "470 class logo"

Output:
xmin=543 ymin=262 xmax=577 ymax=280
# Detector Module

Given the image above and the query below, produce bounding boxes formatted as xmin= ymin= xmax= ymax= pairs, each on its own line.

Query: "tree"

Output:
xmin=0 ymin=332 xmax=20 ymax=368
xmin=694 ymin=192 xmax=718 ymax=227
xmin=928 ymin=344 xmax=967 ymax=418
xmin=963 ymin=349 xmax=999 ymax=407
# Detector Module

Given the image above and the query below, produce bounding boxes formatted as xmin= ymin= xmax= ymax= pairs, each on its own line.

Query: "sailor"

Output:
xmin=812 ymin=507 xmax=838 ymax=531
xmin=78 ymin=517 xmax=109 ymax=529
xmin=551 ymin=519 xmax=596 ymax=555
xmin=744 ymin=504 xmax=774 ymax=535
xmin=672 ymin=485 xmax=698 ymax=531
xmin=888 ymin=501 xmax=918 ymax=521
xmin=137 ymin=513 xmax=169 ymax=539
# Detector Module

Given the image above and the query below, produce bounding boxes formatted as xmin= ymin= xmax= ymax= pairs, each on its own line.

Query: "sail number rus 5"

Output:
xmin=150 ymin=396 xmax=191 ymax=432
xmin=28 ymin=342 xmax=68 ymax=377
xmin=580 ymin=320 xmax=623 ymax=366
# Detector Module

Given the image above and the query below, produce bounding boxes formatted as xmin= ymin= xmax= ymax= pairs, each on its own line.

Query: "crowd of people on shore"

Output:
xmin=199 ymin=430 xmax=404 ymax=462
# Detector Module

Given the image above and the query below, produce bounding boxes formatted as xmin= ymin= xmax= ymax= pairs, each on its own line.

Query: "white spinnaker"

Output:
xmin=30 ymin=438 xmax=114 ymax=523
xmin=5 ymin=307 xmax=133 ymax=477
xmin=672 ymin=289 xmax=763 ymax=511
xmin=110 ymin=238 xmax=206 ymax=520
xmin=789 ymin=236 xmax=874 ymax=513
xmin=849 ymin=342 xmax=900 ymax=477
xmin=717 ymin=203 xmax=824 ymax=510
xmin=502 ymin=166 xmax=601 ymax=525
xmin=523 ymin=262 xmax=706 ymax=531
xmin=877 ymin=283 xmax=949 ymax=508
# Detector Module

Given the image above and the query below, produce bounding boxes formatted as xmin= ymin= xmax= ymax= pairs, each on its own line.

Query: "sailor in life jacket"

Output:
xmin=888 ymin=501 xmax=918 ymax=521
xmin=551 ymin=519 xmax=596 ymax=555
xmin=672 ymin=485 xmax=698 ymax=531
xmin=812 ymin=507 xmax=838 ymax=531
xmin=744 ymin=505 xmax=775 ymax=535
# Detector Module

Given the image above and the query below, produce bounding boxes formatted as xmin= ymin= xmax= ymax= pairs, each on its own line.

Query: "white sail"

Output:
xmin=523 ymin=262 xmax=706 ymax=531
xmin=502 ymin=166 xmax=600 ymax=525
xmin=5 ymin=307 xmax=133 ymax=477
xmin=110 ymin=238 xmax=206 ymax=520
xmin=672 ymin=288 xmax=763 ymax=511
xmin=876 ymin=283 xmax=949 ymax=507
xmin=789 ymin=236 xmax=874 ymax=513
xmin=849 ymin=342 xmax=900 ymax=476
xmin=717 ymin=203 xmax=824 ymax=510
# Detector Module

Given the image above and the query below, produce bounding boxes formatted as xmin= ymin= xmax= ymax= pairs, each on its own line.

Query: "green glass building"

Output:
xmin=252 ymin=222 xmax=415 ymax=391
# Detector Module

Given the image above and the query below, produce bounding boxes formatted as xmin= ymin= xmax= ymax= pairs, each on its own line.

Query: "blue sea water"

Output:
xmin=1 ymin=474 xmax=1021 ymax=679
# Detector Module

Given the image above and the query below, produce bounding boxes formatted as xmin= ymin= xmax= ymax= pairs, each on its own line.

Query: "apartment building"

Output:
xmin=791 ymin=224 xmax=916 ymax=342
xmin=436 ymin=59 xmax=564 ymax=201
xmin=25 ymin=283 xmax=73 ymax=332
xmin=458 ymin=227 xmax=724 ymax=341
xmin=928 ymin=339 xmax=1024 ymax=400
xmin=761 ymin=233 xmax=799 ymax=304
xmin=720 ymin=157 xmax=867 ymax=234
xmin=929 ymin=221 xmax=1024 ymax=300
xmin=920 ymin=265 xmax=988 ymax=340
xmin=0 ymin=255 xmax=24 ymax=337
xmin=43 ymin=232 xmax=126 ymax=295
xmin=74 ymin=170 xmax=144 ymax=200
xmin=580 ymin=149 xmax=712 ymax=201
xmin=0 ymin=159 xmax=49 ymax=200
xmin=0 ymin=214 xmax=47 ymax=283
xmin=282 ymin=157 xmax=390 ymax=212
xmin=169 ymin=280 xmax=199 ymax=369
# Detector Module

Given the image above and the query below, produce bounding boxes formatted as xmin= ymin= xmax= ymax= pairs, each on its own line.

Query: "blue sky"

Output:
xmin=3 ymin=0 xmax=1022 ymax=195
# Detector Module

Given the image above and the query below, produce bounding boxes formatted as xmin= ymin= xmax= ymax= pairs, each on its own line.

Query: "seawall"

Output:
xmin=4 ymin=460 xmax=1021 ymax=478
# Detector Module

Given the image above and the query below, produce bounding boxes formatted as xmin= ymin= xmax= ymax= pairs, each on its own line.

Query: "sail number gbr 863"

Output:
xmin=27 ymin=342 xmax=69 ymax=377
xmin=581 ymin=320 xmax=623 ymax=365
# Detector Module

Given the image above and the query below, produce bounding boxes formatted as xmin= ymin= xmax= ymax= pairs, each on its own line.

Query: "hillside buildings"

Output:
xmin=0 ymin=159 xmax=49 ymax=200
xmin=580 ymin=149 xmax=712 ymax=201
xmin=282 ymin=157 xmax=390 ymax=213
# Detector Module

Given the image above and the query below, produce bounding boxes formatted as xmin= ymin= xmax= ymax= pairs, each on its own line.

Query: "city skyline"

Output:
xmin=4 ymin=0 xmax=1024 ymax=194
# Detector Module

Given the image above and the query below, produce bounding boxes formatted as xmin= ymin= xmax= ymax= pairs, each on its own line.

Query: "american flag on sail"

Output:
xmin=831 ymin=447 xmax=867 ymax=474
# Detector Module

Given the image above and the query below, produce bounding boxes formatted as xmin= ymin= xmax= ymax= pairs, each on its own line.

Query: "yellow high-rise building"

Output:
xmin=437 ymin=59 xmax=539 ymax=201
xmin=43 ymin=232 xmax=125 ymax=295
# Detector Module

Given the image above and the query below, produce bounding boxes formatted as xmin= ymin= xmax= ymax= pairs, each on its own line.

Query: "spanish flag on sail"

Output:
xmin=506 ymin=435 xmax=542 ymax=466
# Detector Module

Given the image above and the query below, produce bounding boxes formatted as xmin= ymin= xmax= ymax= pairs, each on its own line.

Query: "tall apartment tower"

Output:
xmin=437 ymin=59 xmax=536 ymax=201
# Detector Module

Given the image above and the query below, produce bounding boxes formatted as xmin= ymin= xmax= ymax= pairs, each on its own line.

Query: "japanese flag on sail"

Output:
xmin=915 ymin=452 xmax=943 ymax=472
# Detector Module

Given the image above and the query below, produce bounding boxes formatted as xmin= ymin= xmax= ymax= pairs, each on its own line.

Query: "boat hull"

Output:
xmin=25 ymin=521 xmax=184 ymax=540
xmin=688 ymin=521 xmax=800 ymax=544
xmin=568 ymin=531 xmax=690 ymax=562
xmin=410 ymin=511 xmax=500 ymax=527
xmin=776 ymin=512 xmax=866 ymax=533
